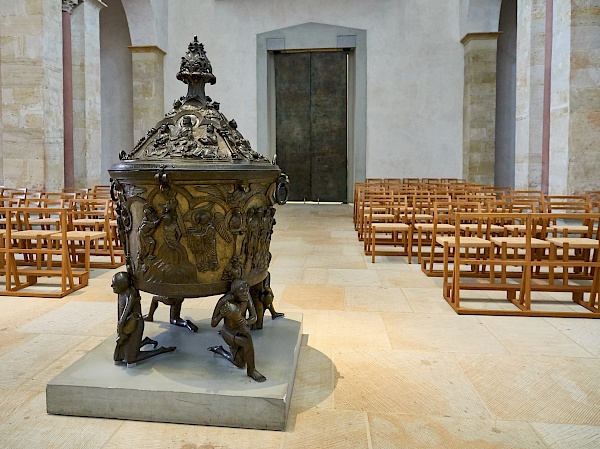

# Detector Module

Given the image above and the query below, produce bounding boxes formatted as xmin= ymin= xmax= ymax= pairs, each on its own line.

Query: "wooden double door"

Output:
xmin=274 ymin=51 xmax=348 ymax=202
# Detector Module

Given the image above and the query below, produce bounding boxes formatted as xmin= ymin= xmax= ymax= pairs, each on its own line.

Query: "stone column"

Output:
xmin=550 ymin=0 xmax=600 ymax=194
xmin=71 ymin=0 xmax=106 ymax=188
xmin=130 ymin=46 xmax=166 ymax=143
xmin=0 ymin=0 xmax=64 ymax=190
xmin=461 ymin=33 xmax=499 ymax=185
xmin=515 ymin=0 xmax=546 ymax=191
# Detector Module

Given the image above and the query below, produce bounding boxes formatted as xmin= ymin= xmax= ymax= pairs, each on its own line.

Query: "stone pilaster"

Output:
xmin=515 ymin=0 xmax=546 ymax=191
xmin=71 ymin=0 xmax=106 ymax=188
xmin=462 ymin=33 xmax=499 ymax=185
xmin=551 ymin=0 xmax=600 ymax=194
xmin=0 ymin=0 xmax=64 ymax=190
xmin=130 ymin=46 xmax=166 ymax=142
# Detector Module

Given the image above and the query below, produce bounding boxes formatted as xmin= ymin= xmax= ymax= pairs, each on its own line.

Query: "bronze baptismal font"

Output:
xmin=109 ymin=36 xmax=288 ymax=380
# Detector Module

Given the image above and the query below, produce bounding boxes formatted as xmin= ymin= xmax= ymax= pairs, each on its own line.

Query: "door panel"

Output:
xmin=275 ymin=51 xmax=347 ymax=202
xmin=310 ymin=52 xmax=347 ymax=202
xmin=274 ymin=52 xmax=311 ymax=201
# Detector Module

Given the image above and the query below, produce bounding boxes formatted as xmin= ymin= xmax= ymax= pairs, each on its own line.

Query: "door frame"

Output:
xmin=257 ymin=22 xmax=367 ymax=202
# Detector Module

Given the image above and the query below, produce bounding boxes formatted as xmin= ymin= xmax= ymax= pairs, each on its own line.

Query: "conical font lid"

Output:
xmin=119 ymin=36 xmax=270 ymax=165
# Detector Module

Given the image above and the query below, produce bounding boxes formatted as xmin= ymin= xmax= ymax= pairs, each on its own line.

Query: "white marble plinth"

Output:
xmin=46 ymin=309 xmax=302 ymax=430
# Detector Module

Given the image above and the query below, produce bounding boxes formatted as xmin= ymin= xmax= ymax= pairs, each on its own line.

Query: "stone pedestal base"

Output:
xmin=46 ymin=309 xmax=302 ymax=430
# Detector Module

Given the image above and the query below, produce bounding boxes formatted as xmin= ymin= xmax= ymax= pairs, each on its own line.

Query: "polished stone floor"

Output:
xmin=1 ymin=203 xmax=600 ymax=448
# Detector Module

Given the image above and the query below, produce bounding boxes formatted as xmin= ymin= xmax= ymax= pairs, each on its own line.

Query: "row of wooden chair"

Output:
xmin=354 ymin=180 xmax=600 ymax=317
xmin=439 ymin=212 xmax=600 ymax=317
xmin=0 ymin=197 xmax=124 ymax=297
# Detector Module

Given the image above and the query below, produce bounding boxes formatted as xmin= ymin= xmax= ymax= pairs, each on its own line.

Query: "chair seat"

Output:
xmin=28 ymin=217 xmax=61 ymax=226
xmin=411 ymin=213 xmax=433 ymax=221
xmin=436 ymin=236 xmax=492 ymax=248
xmin=365 ymin=213 xmax=396 ymax=222
xmin=503 ymin=224 xmax=543 ymax=234
xmin=372 ymin=222 xmax=410 ymax=231
xmin=460 ymin=223 xmax=505 ymax=233
xmin=546 ymin=237 xmax=600 ymax=249
xmin=10 ymin=230 xmax=57 ymax=238
xmin=548 ymin=225 xmax=597 ymax=235
xmin=491 ymin=237 xmax=550 ymax=249
xmin=72 ymin=218 xmax=105 ymax=227
xmin=50 ymin=231 xmax=106 ymax=240
xmin=416 ymin=223 xmax=454 ymax=232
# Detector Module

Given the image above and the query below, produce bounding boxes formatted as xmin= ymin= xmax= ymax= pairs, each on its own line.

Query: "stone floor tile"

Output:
xmin=479 ymin=316 xmax=594 ymax=357
xmin=271 ymin=241 xmax=314 ymax=255
xmin=401 ymin=287 xmax=456 ymax=314
xmin=17 ymin=301 xmax=115 ymax=337
xmin=305 ymin=253 xmax=366 ymax=269
xmin=0 ymin=334 xmax=86 ymax=389
xmin=0 ymin=331 xmax=36 ymax=358
xmin=368 ymin=413 xmax=547 ymax=449
xmin=0 ymin=393 xmax=121 ymax=449
xmin=458 ymin=353 xmax=600 ymax=424
xmin=102 ymin=420 xmax=283 ymax=449
xmin=270 ymin=254 xmax=308 ymax=268
xmin=306 ymin=311 xmax=392 ymax=351
xmin=383 ymin=314 xmax=508 ymax=354
xmin=334 ymin=349 xmax=490 ymax=419
xmin=532 ymin=423 xmax=600 ymax=449
xmin=301 ymin=268 xmax=328 ymax=285
xmin=268 ymin=267 xmax=305 ymax=284
xmin=284 ymin=408 xmax=369 ymax=448
xmin=326 ymin=269 xmax=380 ymax=287
xmin=281 ymin=285 xmax=345 ymax=310
xmin=289 ymin=345 xmax=335 ymax=412
xmin=364 ymin=256 xmax=414 ymax=270
xmin=0 ymin=297 xmax=67 ymax=332
xmin=545 ymin=317 xmax=600 ymax=357
xmin=0 ymin=389 xmax=39 ymax=422
xmin=18 ymin=336 xmax=106 ymax=392
xmin=377 ymin=270 xmax=438 ymax=288
xmin=344 ymin=286 xmax=413 ymax=313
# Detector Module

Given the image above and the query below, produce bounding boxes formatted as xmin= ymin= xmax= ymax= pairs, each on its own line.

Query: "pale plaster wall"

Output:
xmin=460 ymin=0 xmax=503 ymax=37
xmin=72 ymin=0 xmax=105 ymax=188
xmin=99 ymin=0 xmax=133 ymax=185
xmin=163 ymin=0 xmax=465 ymax=180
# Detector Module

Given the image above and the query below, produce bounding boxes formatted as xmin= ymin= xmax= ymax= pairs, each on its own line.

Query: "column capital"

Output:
xmin=128 ymin=46 xmax=167 ymax=56
xmin=460 ymin=32 xmax=501 ymax=45
xmin=62 ymin=0 xmax=81 ymax=14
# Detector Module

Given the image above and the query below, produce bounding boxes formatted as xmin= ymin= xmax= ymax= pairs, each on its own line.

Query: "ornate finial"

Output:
xmin=176 ymin=36 xmax=216 ymax=102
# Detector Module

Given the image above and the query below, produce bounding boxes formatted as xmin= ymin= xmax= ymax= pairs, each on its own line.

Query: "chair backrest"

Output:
xmin=62 ymin=187 xmax=91 ymax=198
xmin=69 ymin=198 xmax=111 ymax=228
xmin=545 ymin=195 xmax=591 ymax=213
xmin=92 ymin=185 xmax=112 ymax=199
xmin=21 ymin=198 xmax=66 ymax=229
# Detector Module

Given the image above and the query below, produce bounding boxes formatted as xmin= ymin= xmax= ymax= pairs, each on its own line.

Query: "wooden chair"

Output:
xmin=369 ymin=193 xmax=411 ymax=262
xmin=438 ymin=206 xmax=493 ymax=299
xmin=420 ymin=199 xmax=456 ymax=275
xmin=544 ymin=195 xmax=593 ymax=237
xmin=1 ymin=206 xmax=91 ymax=297
xmin=362 ymin=190 xmax=399 ymax=254
xmin=443 ymin=212 xmax=600 ymax=317
xmin=68 ymin=198 xmax=124 ymax=268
